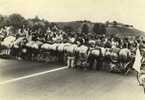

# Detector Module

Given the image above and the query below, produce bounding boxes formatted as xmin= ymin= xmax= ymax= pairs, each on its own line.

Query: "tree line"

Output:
xmin=0 ymin=13 xmax=106 ymax=34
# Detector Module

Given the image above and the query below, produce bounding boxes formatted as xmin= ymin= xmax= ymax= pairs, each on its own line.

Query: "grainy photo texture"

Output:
xmin=0 ymin=0 xmax=145 ymax=100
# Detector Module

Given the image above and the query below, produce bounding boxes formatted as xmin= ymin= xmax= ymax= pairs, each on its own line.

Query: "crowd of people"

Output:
xmin=0 ymin=25 xmax=145 ymax=74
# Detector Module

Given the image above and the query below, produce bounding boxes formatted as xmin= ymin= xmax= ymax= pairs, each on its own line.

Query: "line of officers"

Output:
xmin=5 ymin=38 xmax=137 ymax=73
xmin=1 ymin=34 xmax=145 ymax=73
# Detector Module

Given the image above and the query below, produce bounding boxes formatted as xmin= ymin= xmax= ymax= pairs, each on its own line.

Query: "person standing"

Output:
xmin=67 ymin=51 xmax=75 ymax=68
xmin=66 ymin=43 xmax=77 ymax=69
xmin=133 ymin=41 xmax=145 ymax=93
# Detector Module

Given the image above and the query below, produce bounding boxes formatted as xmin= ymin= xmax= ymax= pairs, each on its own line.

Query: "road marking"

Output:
xmin=0 ymin=66 xmax=68 ymax=85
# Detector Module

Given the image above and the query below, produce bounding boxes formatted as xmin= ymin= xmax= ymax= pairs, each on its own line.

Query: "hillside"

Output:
xmin=106 ymin=23 xmax=145 ymax=37
xmin=53 ymin=21 xmax=145 ymax=37
xmin=54 ymin=20 xmax=94 ymax=33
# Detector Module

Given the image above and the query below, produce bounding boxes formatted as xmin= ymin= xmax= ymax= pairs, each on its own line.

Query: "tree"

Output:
xmin=93 ymin=23 xmax=100 ymax=34
xmin=63 ymin=26 xmax=73 ymax=33
xmin=0 ymin=15 xmax=4 ymax=28
xmin=26 ymin=16 xmax=47 ymax=33
xmin=8 ymin=13 xmax=25 ymax=29
xmin=93 ymin=23 xmax=106 ymax=34
xmin=113 ymin=21 xmax=117 ymax=26
xmin=0 ymin=15 xmax=9 ymax=28
xmin=100 ymin=24 xmax=106 ymax=34
xmin=81 ymin=24 xmax=89 ymax=33
xmin=32 ymin=16 xmax=41 ymax=22
xmin=105 ymin=21 xmax=109 ymax=27
xmin=0 ymin=15 xmax=4 ymax=22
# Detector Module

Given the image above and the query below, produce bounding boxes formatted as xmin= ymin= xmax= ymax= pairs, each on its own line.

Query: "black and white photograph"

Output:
xmin=0 ymin=0 xmax=145 ymax=100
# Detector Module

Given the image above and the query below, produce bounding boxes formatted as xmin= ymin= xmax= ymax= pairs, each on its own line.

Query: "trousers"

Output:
xmin=67 ymin=56 xmax=75 ymax=68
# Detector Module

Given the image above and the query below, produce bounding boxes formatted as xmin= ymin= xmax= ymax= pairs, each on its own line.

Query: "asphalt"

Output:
xmin=0 ymin=58 xmax=145 ymax=100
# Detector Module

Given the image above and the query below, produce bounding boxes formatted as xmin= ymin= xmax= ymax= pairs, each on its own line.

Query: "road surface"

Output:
xmin=0 ymin=58 xmax=144 ymax=100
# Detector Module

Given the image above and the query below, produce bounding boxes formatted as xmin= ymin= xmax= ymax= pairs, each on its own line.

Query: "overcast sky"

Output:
xmin=0 ymin=0 xmax=145 ymax=31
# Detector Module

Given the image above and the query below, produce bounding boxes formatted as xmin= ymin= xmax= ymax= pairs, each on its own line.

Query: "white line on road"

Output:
xmin=0 ymin=66 xmax=68 ymax=85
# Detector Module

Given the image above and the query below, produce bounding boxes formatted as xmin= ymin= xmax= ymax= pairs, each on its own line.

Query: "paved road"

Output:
xmin=0 ymin=58 xmax=144 ymax=100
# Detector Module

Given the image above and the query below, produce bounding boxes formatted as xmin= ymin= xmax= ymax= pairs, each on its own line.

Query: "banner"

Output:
xmin=133 ymin=47 xmax=142 ymax=73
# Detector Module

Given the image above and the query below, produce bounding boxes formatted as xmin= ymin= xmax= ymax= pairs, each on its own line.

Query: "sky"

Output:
xmin=0 ymin=0 xmax=145 ymax=31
